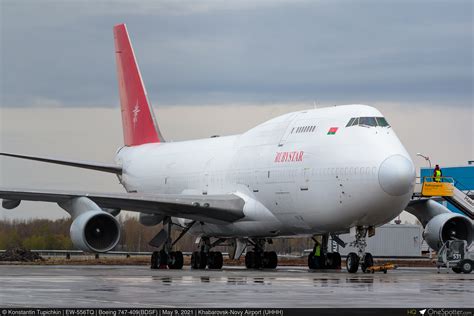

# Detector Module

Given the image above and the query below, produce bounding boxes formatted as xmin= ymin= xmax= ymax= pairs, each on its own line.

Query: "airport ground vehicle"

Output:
xmin=436 ymin=240 xmax=473 ymax=274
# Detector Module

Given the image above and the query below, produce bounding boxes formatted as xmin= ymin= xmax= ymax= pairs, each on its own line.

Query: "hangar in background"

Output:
xmin=331 ymin=224 xmax=423 ymax=257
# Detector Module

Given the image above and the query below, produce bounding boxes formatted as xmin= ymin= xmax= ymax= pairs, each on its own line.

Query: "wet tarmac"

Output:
xmin=0 ymin=265 xmax=472 ymax=307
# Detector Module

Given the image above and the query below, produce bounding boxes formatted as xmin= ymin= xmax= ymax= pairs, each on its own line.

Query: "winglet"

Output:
xmin=113 ymin=23 xmax=164 ymax=146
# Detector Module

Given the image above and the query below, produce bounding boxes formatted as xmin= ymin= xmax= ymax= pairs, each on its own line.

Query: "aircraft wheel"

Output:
xmin=245 ymin=251 xmax=256 ymax=269
xmin=460 ymin=260 xmax=472 ymax=274
xmin=158 ymin=250 xmax=168 ymax=269
xmin=263 ymin=251 xmax=278 ymax=269
xmin=208 ymin=251 xmax=223 ymax=269
xmin=191 ymin=251 xmax=206 ymax=269
xmin=168 ymin=251 xmax=184 ymax=269
xmin=326 ymin=253 xmax=334 ymax=268
xmin=150 ymin=251 xmax=159 ymax=269
xmin=361 ymin=253 xmax=374 ymax=273
xmin=346 ymin=252 xmax=359 ymax=273
xmin=452 ymin=267 xmax=462 ymax=274
xmin=308 ymin=253 xmax=319 ymax=269
xmin=330 ymin=252 xmax=342 ymax=269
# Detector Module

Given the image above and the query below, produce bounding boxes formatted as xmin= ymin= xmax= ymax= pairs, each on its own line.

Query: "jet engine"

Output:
xmin=70 ymin=210 xmax=121 ymax=253
xmin=423 ymin=213 xmax=473 ymax=251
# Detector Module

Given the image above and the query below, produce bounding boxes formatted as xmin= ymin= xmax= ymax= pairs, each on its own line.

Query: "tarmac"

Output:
xmin=0 ymin=265 xmax=472 ymax=308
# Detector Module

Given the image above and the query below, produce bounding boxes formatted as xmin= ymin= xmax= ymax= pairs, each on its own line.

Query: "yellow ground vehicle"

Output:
xmin=366 ymin=263 xmax=396 ymax=274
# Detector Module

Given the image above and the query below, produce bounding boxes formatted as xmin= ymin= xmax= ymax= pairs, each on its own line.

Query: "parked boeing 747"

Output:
xmin=1 ymin=24 xmax=472 ymax=272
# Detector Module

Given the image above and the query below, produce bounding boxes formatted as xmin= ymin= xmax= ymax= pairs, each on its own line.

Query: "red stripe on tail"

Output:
xmin=113 ymin=24 xmax=163 ymax=146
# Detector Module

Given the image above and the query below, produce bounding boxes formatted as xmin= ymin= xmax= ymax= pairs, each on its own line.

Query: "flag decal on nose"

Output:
xmin=327 ymin=127 xmax=338 ymax=135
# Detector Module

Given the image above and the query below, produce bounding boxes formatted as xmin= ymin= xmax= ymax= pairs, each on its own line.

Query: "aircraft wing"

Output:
xmin=0 ymin=188 xmax=245 ymax=224
xmin=0 ymin=152 xmax=122 ymax=174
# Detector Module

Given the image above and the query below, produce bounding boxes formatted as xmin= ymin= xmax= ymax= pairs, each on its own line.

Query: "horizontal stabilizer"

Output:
xmin=0 ymin=152 xmax=122 ymax=175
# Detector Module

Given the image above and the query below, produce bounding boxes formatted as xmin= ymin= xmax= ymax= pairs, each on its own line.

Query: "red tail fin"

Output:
xmin=113 ymin=24 xmax=164 ymax=146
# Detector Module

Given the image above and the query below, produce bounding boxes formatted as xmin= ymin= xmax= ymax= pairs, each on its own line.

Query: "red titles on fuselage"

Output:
xmin=274 ymin=151 xmax=304 ymax=163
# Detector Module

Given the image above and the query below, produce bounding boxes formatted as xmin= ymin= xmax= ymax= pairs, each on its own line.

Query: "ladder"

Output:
xmin=444 ymin=186 xmax=474 ymax=220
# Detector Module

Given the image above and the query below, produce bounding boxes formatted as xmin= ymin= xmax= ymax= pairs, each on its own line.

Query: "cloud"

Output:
xmin=1 ymin=1 xmax=472 ymax=108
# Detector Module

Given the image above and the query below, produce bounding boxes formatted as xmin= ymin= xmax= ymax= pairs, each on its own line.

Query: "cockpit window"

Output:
xmin=375 ymin=117 xmax=390 ymax=127
xmin=346 ymin=118 xmax=356 ymax=127
xmin=359 ymin=117 xmax=377 ymax=127
xmin=346 ymin=116 xmax=390 ymax=128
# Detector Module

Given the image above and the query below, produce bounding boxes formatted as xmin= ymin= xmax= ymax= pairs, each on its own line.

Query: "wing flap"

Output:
xmin=0 ymin=188 xmax=245 ymax=224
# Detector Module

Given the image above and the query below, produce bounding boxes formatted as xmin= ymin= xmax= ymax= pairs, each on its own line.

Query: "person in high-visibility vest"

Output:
xmin=433 ymin=164 xmax=442 ymax=182
xmin=311 ymin=242 xmax=322 ymax=269
xmin=314 ymin=243 xmax=321 ymax=257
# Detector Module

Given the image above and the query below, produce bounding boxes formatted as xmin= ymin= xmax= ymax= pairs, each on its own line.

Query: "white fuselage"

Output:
xmin=115 ymin=105 xmax=416 ymax=238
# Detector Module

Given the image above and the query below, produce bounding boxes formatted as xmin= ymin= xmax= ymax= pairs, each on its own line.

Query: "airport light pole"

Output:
xmin=416 ymin=153 xmax=432 ymax=168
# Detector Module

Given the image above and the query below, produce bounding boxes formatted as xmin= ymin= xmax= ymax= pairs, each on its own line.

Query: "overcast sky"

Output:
xmin=1 ymin=0 xmax=472 ymax=107
xmin=0 ymin=0 xmax=473 ymax=220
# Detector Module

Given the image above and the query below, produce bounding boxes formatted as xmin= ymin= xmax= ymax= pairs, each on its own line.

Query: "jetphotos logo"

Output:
xmin=274 ymin=151 xmax=304 ymax=163
xmin=419 ymin=309 xmax=427 ymax=315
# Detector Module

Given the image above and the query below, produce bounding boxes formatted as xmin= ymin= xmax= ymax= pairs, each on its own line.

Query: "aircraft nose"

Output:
xmin=378 ymin=154 xmax=416 ymax=196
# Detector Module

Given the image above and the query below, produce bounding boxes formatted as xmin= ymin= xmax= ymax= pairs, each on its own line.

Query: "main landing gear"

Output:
xmin=151 ymin=249 xmax=184 ymax=270
xmin=244 ymin=238 xmax=278 ymax=269
xmin=307 ymin=234 xmax=342 ymax=270
xmin=191 ymin=237 xmax=225 ymax=269
xmin=346 ymin=226 xmax=374 ymax=273
xmin=150 ymin=218 xmax=191 ymax=270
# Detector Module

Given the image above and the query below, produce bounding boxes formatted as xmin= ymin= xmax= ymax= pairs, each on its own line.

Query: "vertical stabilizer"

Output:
xmin=113 ymin=23 xmax=164 ymax=146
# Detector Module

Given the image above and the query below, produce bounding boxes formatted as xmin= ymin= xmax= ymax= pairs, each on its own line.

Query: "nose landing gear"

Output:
xmin=346 ymin=226 xmax=374 ymax=273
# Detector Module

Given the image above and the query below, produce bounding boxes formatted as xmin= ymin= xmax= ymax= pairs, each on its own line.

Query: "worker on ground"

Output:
xmin=313 ymin=241 xmax=322 ymax=268
xmin=433 ymin=164 xmax=442 ymax=182
xmin=314 ymin=242 xmax=321 ymax=258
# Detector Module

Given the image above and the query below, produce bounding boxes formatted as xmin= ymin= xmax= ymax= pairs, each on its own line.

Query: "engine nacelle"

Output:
xmin=424 ymin=213 xmax=473 ymax=251
xmin=70 ymin=210 xmax=121 ymax=253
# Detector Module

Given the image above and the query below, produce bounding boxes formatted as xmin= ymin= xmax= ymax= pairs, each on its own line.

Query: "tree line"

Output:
xmin=0 ymin=216 xmax=313 ymax=254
